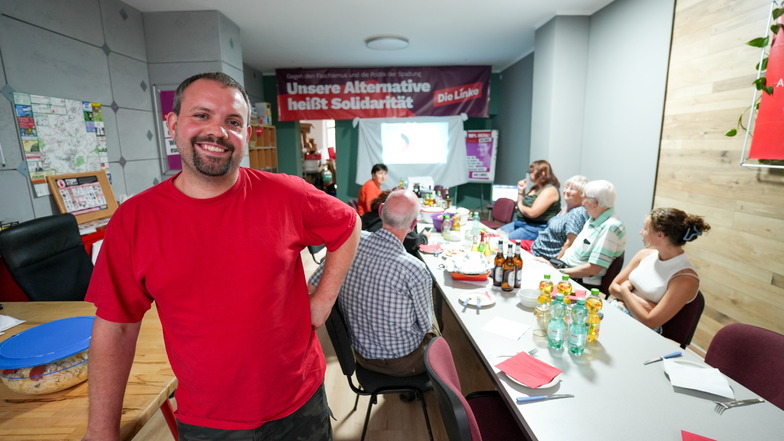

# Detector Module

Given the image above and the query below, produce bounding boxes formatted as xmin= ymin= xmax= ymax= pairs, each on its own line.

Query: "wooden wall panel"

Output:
xmin=659 ymin=0 xmax=784 ymax=355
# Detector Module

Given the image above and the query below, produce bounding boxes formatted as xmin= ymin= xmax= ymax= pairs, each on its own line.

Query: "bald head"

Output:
xmin=380 ymin=190 xmax=420 ymax=234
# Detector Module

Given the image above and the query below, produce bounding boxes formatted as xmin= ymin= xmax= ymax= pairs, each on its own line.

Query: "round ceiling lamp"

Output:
xmin=365 ymin=36 xmax=409 ymax=51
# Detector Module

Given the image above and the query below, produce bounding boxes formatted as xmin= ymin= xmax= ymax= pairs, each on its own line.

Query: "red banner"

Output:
xmin=276 ymin=66 xmax=491 ymax=121
xmin=750 ymin=22 xmax=784 ymax=160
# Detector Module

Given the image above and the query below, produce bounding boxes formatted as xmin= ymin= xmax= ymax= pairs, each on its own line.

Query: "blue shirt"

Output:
xmin=309 ymin=229 xmax=433 ymax=359
xmin=531 ymin=206 xmax=590 ymax=260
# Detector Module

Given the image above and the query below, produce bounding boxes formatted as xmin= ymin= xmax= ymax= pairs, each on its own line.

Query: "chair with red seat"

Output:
xmin=480 ymin=198 xmax=515 ymax=230
xmin=661 ymin=290 xmax=705 ymax=349
xmin=705 ymin=323 xmax=784 ymax=410
xmin=424 ymin=337 xmax=529 ymax=441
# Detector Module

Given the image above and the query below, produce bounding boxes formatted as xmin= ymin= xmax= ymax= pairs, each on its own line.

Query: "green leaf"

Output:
xmin=772 ymin=24 xmax=782 ymax=35
xmin=753 ymin=77 xmax=767 ymax=90
xmin=747 ymin=36 xmax=769 ymax=47
xmin=764 ymin=86 xmax=774 ymax=95
xmin=724 ymin=129 xmax=737 ymax=137
xmin=773 ymin=7 xmax=784 ymax=20
xmin=756 ymin=57 xmax=769 ymax=71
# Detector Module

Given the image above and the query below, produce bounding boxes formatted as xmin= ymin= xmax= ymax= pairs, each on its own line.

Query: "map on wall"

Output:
xmin=12 ymin=92 xmax=109 ymax=197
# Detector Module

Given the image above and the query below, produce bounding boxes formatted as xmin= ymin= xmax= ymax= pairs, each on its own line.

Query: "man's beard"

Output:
xmin=188 ymin=136 xmax=237 ymax=177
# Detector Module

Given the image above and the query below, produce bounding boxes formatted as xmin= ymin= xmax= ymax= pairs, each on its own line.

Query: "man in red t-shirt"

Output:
xmin=83 ymin=73 xmax=360 ymax=441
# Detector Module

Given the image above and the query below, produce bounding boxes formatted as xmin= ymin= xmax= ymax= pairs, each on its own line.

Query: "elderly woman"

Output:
xmin=499 ymin=160 xmax=561 ymax=241
xmin=519 ymin=175 xmax=589 ymax=260
xmin=609 ymin=208 xmax=711 ymax=331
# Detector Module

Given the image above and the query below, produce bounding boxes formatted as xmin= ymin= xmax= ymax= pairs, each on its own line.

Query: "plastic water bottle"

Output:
xmin=567 ymin=298 xmax=589 ymax=356
xmin=442 ymin=214 xmax=453 ymax=241
xmin=472 ymin=211 xmax=481 ymax=236
xmin=586 ymin=288 xmax=603 ymax=343
xmin=547 ymin=293 xmax=567 ymax=349
xmin=557 ymin=274 xmax=572 ymax=304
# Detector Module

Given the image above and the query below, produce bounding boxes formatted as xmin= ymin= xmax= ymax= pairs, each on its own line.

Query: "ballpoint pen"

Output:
xmin=516 ymin=394 xmax=574 ymax=403
xmin=643 ymin=351 xmax=682 ymax=365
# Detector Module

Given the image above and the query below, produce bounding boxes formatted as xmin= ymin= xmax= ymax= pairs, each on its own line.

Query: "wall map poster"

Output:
xmin=12 ymin=92 xmax=109 ymax=197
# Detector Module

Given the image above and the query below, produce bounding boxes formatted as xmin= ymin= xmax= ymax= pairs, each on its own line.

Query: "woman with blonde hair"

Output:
xmin=609 ymin=208 xmax=711 ymax=331
xmin=499 ymin=160 xmax=561 ymax=241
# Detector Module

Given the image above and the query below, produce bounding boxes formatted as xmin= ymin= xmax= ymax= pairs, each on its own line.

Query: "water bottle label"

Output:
xmin=568 ymin=332 xmax=587 ymax=347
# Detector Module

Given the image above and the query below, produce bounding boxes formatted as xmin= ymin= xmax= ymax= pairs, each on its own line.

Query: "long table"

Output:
xmin=0 ymin=302 xmax=177 ymax=440
xmin=421 ymin=235 xmax=784 ymax=441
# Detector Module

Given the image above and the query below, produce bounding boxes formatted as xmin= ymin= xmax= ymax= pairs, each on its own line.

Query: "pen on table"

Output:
xmin=516 ymin=394 xmax=574 ymax=403
xmin=643 ymin=351 xmax=682 ymax=365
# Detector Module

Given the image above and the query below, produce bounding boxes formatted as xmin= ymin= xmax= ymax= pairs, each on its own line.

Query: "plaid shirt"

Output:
xmin=562 ymin=207 xmax=626 ymax=285
xmin=309 ymin=229 xmax=433 ymax=359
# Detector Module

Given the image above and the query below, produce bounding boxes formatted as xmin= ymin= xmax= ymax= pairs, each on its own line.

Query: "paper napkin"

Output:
xmin=0 ymin=315 xmax=25 ymax=334
xmin=418 ymin=244 xmax=443 ymax=254
xmin=681 ymin=430 xmax=716 ymax=441
xmin=481 ymin=316 xmax=529 ymax=340
xmin=663 ymin=359 xmax=734 ymax=399
xmin=496 ymin=351 xmax=562 ymax=388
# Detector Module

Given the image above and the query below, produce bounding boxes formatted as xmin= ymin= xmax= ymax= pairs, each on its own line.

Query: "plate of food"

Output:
xmin=504 ymin=372 xmax=561 ymax=389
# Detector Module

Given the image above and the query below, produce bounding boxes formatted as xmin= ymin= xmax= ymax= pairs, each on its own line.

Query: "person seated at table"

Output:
xmin=608 ymin=208 xmax=711 ymax=331
xmin=309 ymin=189 xmax=440 ymax=377
xmin=361 ymin=190 xmax=430 ymax=256
xmin=518 ymin=175 xmax=590 ymax=260
xmin=556 ymin=180 xmax=626 ymax=286
xmin=357 ymin=163 xmax=388 ymax=215
xmin=499 ymin=160 xmax=561 ymax=241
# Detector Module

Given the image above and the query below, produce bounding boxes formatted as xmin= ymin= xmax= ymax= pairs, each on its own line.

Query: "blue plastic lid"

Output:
xmin=0 ymin=316 xmax=94 ymax=369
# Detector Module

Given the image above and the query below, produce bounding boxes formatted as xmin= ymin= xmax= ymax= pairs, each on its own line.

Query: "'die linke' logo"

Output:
xmin=434 ymin=82 xmax=483 ymax=107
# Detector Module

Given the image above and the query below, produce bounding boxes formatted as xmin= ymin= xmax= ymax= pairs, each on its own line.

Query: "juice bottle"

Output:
xmin=441 ymin=214 xmax=453 ymax=241
xmin=586 ymin=288 xmax=604 ymax=343
xmin=538 ymin=274 xmax=554 ymax=304
xmin=557 ymin=274 xmax=572 ymax=304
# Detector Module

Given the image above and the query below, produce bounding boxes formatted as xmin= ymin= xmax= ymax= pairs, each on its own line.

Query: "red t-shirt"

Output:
xmin=86 ymin=168 xmax=357 ymax=430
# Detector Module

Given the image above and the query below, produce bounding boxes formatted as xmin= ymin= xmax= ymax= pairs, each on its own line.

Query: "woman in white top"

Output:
xmin=609 ymin=208 xmax=711 ymax=330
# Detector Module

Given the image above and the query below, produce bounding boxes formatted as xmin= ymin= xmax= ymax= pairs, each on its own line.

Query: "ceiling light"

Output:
xmin=365 ymin=36 xmax=409 ymax=51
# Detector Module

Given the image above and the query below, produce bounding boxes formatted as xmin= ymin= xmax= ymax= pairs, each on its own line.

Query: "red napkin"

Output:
xmin=681 ymin=431 xmax=716 ymax=441
xmin=418 ymin=244 xmax=443 ymax=254
xmin=496 ymin=351 xmax=562 ymax=388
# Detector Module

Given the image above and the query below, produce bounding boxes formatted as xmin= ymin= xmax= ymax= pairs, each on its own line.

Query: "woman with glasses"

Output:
xmin=498 ymin=160 xmax=561 ymax=241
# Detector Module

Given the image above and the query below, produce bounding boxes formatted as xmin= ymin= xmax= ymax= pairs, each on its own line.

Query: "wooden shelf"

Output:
xmin=249 ymin=124 xmax=277 ymax=171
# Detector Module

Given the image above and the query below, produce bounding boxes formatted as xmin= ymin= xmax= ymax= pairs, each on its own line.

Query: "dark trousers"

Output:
xmin=177 ymin=384 xmax=332 ymax=441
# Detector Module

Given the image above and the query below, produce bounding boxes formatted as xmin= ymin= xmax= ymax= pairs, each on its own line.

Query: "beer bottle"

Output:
xmin=512 ymin=241 xmax=523 ymax=288
xmin=493 ymin=240 xmax=505 ymax=287
xmin=502 ymin=243 xmax=515 ymax=292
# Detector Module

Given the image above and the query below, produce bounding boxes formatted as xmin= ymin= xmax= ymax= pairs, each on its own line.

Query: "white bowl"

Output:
xmin=517 ymin=289 xmax=539 ymax=308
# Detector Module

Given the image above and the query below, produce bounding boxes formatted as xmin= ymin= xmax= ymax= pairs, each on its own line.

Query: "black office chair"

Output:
xmin=581 ymin=252 xmax=624 ymax=298
xmin=307 ymin=243 xmax=326 ymax=264
xmin=662 ymin=290 xmax=705 ymax=349
xmin=324 ymin=304 xmax=434 ymax=441
xmin=0 ymin=213 xmax=93 ymax=301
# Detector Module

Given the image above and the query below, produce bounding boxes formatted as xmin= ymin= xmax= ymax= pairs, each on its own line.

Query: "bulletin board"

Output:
xmin=153 ymin=85 xmax=181 ymax=174
xmin=46 ymin=170 xmax=118 ymax=224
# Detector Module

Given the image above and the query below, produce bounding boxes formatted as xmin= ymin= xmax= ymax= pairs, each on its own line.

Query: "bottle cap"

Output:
xmin=555 ymin=293 xmax=564 ymax=300
xmin=591 ymin=288 xmax=600 ymax=296
xmin=577 ymin=298 xmax=586 ymax=305
xmin=544 ymin=274 xmax=551 ymax=279
xmin=562 ymin=274 xmax=570 ymax=280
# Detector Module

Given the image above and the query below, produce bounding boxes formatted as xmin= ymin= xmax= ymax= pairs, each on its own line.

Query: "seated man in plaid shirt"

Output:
xmin=309 ymin=189 xmax=440 ymax=377
xmin=560 ymin=180 xmax=627 ymax=286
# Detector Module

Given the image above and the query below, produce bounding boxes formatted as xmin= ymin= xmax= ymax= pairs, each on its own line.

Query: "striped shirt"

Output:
xmin=309 ymin=229 xmax=433 ymax=359
xmin=531 ymin=206 xmax=590 ymax=260
xmin=562 ymin=207 xmax=626 ymax=285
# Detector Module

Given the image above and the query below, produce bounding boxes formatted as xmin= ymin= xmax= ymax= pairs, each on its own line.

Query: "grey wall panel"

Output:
xmin=223 ymin=63 xmax=244 ymax=88
xmin=0 ymin=0 xmax=104 ymax=47
xmin=243 ymin=64 xmax=265 ymax=104
xmin=107 ymin=161 xmax=127 ymax=198
xmin=147 ymin=62 xmax=230 ymax=87
xmin=0 ymin=171 xmax=35 ymax=223
xmin=109 ymin=53 xmax=153 ymax=111
xmin=101 ymin=0 xmax=147 ymax=61
xmin=103 ymin=109 xmax=121 ymax=163
xmin=31 ymin=191 xmax=57 ymax=219
xmin=143 ymin=11 xmax=221 ymax=63
xmin=122 ymin=159 xmax=162 ymax=196
xmin=0 ymin=100 xmax=23 ymax=171
xmin=496 ymin=54 xmax=534 ymax=185
xmin=0 ymin=17 xmax=112 ymax=104
xmin=219 ymin=12 xmax=243 ymax=70
xmin=115 ymin=109 xmax=157 ymax=161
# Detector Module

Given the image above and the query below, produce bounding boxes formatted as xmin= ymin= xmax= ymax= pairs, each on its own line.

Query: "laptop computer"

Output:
xmin=491 ymin=184 xmax=518 ymax=202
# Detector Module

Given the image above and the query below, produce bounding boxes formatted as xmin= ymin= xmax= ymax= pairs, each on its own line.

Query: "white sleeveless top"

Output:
xmin=628 ymin=251 xmax=698 ymax=304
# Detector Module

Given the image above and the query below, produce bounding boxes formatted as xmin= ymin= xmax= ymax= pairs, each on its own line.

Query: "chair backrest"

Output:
xmin=307 ymin=243 xmax=326 ymax=264
xmin=348 ymin=199 xmax=359 ymax=211
xmin=491 ymin=198 xmax=515 ymax=224
xmin=599 ymin=252 xmax=625 ymax=296
xmin=324 ymin=303 xmax=358 ymax=377
xmin=0 ymin=214 xmax=92 ymax=301
xmin=661 ymin=290 xmax=704 ymax=349
xmin=705 ymin=323 xmax=784 ymax=410
xmin=424 ymin=337 xmax=481 ymax=441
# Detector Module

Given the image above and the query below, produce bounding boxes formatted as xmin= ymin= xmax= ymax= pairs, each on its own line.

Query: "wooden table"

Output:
xmin=421 ymin=233 xmax=784 ymax=441
xmin=0 ymin=302 xmax=177 ymax=440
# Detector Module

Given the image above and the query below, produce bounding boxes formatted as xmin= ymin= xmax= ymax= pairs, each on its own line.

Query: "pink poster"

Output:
xmin=466 ymin=130 xmax=497 ymax=182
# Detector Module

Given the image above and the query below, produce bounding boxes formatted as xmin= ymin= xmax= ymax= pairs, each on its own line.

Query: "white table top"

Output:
xmin=420 ymin=234 xmax=784 ymax=441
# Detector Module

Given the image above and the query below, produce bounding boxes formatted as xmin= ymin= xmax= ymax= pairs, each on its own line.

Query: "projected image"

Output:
xmin=381 ymin=121 xmax=449 ymax=164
